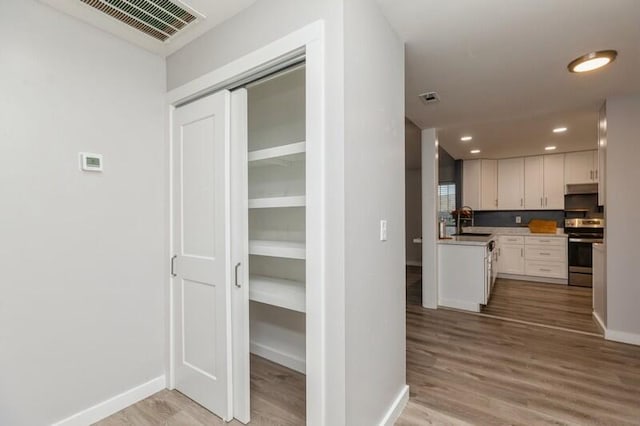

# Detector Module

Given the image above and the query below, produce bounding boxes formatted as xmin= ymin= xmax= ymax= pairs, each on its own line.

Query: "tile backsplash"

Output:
xmin=473 ymin=210 xmax=565 ymax=227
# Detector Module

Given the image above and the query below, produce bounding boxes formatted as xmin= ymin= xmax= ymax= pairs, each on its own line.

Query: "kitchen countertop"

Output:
xmin=438 ymin=235 xmax=494 ymax=246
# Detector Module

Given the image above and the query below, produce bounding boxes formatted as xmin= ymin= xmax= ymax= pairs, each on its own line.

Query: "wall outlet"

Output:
xmin=380 ymin=220 xmax=388 ymax=241
xmin=515 ymin=216 xmax=522 ymax=224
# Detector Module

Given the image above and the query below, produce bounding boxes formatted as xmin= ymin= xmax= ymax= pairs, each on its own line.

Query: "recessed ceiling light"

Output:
xmin=568 ymin=50 xmax=617 ymax=73
xmin=460 ymin=136 xmax=473 ymax=141
xmin=470 ymin=149 xmax=481 ymax=154
xmin=545 ymin=146 xmax=557 ymax=151
xmin=553 ymin=127 xmax=568 ymax=133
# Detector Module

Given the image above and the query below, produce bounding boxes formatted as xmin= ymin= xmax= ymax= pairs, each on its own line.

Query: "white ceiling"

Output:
xmin=40 ymin=0 xmax=257 ymax=56
xmin=379 ymin=0 xmax=640 ymax=159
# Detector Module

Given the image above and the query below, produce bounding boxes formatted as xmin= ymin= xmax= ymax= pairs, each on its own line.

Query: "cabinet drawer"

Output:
xmin=525 ymin=261 xmax=567 ymax=279
xmin=499 ymin=235 xmax=525 ymax=245
xmin=525 ymin=246 xmax=566 ymax=261
xmin=525 ymin=236 xmax=566 ymax=247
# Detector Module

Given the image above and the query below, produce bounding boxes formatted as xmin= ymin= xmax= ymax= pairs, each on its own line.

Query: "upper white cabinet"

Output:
xmin=524 ymin=156 xmax=544 ymax=209
xmin=463 ymin=159 xmax=498 ymax=210
xmin=462 ymin=159 xmax=481 ymax=210
xmin=524 ymin=154 xmax=565 ymax=210
xmin=543 ymin=154 xmax=565 ymax=209
xmin=497 ymin=158 xmax=524 ymax=210
xmin=480 ymin=160 xmax=498 ymax=210
xmin=564 ymin=150 xmax=598 ymax=185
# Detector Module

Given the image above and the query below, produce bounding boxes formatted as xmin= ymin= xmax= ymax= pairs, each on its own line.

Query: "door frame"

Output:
xmin=166 ymin=20 xmax=326 ymax=424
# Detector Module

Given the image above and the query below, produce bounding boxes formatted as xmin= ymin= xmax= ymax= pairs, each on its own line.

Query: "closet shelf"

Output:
xmin=249 ymin=240 xmax=306 ymax=259
xmin=248 ymin=142 xmax=306 ymax=165
xmin=249 ymin=275 xmax=306 ymax=313
xmin=249 ymin=196 xmax=306 ymax=209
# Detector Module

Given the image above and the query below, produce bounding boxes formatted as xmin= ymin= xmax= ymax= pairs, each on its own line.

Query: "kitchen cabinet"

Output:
xmin=497 ymin=235 xmax=525 ymax=274
xmin=525 ymin=155 xmax=565 ymax=210
xmin=524 ymin=236 xmax=567 ymax=279
xmin=463 ymin=159 xmax=497 ymax=210
xmin=543 ymin=154 xmax=565 ymax=209
xmin=598 ymin=102 xmax=607 ymax=206
xmin=480 ymin=159 xmax=498 ymax=210
xmin=462 ymin=159 xmax=481 ymax=210
xmin=524 ymin=156 xmax=544 ymax=209
xmin=497 ymin=158 xmax=524 ymax=210
xmin=565 ymin=150 xmax=598 ymax=185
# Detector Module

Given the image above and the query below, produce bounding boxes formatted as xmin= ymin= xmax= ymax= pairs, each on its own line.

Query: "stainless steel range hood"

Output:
xmin=565 ymin=183 xmax=598 ymax=195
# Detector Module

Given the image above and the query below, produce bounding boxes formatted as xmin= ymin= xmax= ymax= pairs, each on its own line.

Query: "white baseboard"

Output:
xmin=605 ymin=329 xmax=640 ymax=346
xmin=379 ymin=385 xmax=409 ymax=426
xmin=52 ymin=376 xmax=166 ymax=426
xmin=438 ymin=298 xmax=480 ymax=313
xmin=593 ymin=311 xmax=606 ymax=334
xmin=250 ymin=341 xmax=306 ymax=374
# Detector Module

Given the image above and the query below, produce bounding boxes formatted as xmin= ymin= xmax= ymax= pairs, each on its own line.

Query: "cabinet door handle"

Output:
xmin=540 ymin=197 xmax=543 ymax=207
xmin=234 ymin=262 xmax=242 ymax=288
xmin=495 ymin=199 xmax=498 ymax=207
xmin=521 ymin=248 xmax=524 ymax=257
xmin=590 ymin=170 xmax=594 ymax=180
xmin=171 ymin=255 xmax=177 ymax=277
xmin=520 ymin=198 xmax=523 ymax=207
xmin=545 ymin=197 xmax=548 ymax=207
xmin=595 ymin=169 xmax=598 ymax=180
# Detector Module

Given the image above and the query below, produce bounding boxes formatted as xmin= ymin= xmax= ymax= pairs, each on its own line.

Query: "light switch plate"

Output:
xmin=380 ymin=220 xmax=388 ymax=241
xmin=515 ymin=216 xmax=522 ymax=224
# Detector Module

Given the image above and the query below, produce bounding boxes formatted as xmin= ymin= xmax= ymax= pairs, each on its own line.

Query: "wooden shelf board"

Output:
xmin=249 ymin=275 xmax=306 ymax=313
xmin=249 ymin=196 xmax=306 ymax=209
xmin=249 ymin=240 xmax=306 ymax=260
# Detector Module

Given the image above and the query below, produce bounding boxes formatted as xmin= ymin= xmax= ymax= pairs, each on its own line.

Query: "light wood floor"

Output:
xmin=398 ymin=305 xmax=640 ymax=425
xmin=94 ymin=355 xmax=305 ymax=426
xmin=482 ymin=278 xmax=601 ymax=335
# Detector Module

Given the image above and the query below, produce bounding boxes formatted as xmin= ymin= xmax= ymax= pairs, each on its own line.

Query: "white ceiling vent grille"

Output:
xmin=79 ymin=0 xmax=198 ymax=41
xmin=419 ymin=91 xmax=440 ymax=104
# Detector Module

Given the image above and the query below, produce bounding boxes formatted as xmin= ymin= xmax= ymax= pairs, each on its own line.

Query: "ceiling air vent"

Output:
xmin=419 ymin=91 xmax=440 ymax=104
xmin=79 ymin=0 xmax=198 ymax=42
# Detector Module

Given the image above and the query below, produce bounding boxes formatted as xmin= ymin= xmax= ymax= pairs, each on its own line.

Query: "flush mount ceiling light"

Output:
xmin=568 ymin=50 xmax=617 ymax=73
xmin=460 ymin=136 xmax=473 ymax=141
xmin=545 ymin=146 xmax=557 ymax=151
xmin=470 ymin=149 xmax=481 ymax=154
xmin=553 ymin=127 xmax=568 ymax=133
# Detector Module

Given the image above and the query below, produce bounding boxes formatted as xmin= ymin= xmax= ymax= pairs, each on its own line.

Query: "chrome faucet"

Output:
xmin=457 ymin=206 xmax=474 ymax=235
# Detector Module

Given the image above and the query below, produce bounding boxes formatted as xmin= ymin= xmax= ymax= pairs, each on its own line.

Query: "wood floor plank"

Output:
xmin=481 ymin=279 xmax=601 ymax=334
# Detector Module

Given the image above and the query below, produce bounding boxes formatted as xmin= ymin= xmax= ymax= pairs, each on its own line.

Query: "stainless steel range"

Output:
xmin=564 ymin=218 xmax=604 ymax=287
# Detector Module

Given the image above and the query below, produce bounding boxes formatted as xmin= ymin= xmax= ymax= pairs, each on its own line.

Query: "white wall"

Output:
xmin=605 ymin=94 xmax=640 ymax=344
xmin=343 ymin=0 xmax=406 ymax=424
xmin=405 ymin=121 xmax=422 ymax=264
xmin=0 ymin=1 xmax=166 ymax=424
xmin=422 ymin=129 xmax=439 ymax=309
xmin=167 ymin=1 xmax=347 ymax=423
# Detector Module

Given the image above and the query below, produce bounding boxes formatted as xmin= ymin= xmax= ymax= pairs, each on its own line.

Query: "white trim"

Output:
xmin=605 ymin=329 xmax=640 ymax=346
xmin=250 ymin=342 xmax=306 ymax=374
xmin=379 ymin=385 xmax=410 ymax=426
xmin=438 ymin=298 xmax=480 ymax=313
xmin=167 ymin=21 xmax=323 ymax=104
xmin=593 ymin=311 xmax=606 ymax=334
xmin=52 ymin=376 xmax=166 ymax=426
xmin=497 ymin=273 xmax=567 ymax=285
xmin=167 ymin=19 xmax=326 ymax=425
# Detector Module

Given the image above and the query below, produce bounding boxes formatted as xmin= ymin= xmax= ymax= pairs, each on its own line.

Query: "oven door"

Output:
xmin=568 ymin=238 xmax=601 ymax=287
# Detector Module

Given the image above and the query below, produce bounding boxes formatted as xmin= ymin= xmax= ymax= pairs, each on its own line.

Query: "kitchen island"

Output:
xmin=437 ymin=234 xmax=496 ymax=312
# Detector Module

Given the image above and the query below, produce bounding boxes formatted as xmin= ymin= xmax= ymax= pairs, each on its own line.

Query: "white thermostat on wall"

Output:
xmin=80 ymin=152 xmax=103 ymax=172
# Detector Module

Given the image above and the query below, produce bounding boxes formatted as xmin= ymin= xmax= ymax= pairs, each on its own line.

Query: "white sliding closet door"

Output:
xmin=172 ymin=90 xmax=233 ymax=421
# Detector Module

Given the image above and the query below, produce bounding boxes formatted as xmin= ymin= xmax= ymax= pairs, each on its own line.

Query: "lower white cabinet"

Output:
xmin=498 ymin=234 xmax=567 ymax=280
xmin=498 ymin=242 xmax=525 ymax=275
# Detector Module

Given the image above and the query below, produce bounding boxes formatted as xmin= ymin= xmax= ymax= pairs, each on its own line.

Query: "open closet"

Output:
xmin=171 ymin=63 xmax=309 ymax=424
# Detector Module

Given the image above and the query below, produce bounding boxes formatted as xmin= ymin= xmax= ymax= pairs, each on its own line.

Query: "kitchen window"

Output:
xmin=438 ymin=183 xmax=456 ymax=225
